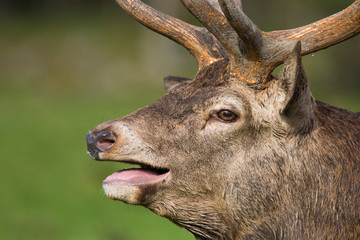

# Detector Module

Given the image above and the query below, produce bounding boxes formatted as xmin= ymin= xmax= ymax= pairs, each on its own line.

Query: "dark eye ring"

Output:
xmin=217 ymin=110 xmax=238 ymax=122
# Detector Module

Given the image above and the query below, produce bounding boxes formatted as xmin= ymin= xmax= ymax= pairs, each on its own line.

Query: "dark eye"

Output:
xmin=217 ymin=110 xmax=238 ymax=122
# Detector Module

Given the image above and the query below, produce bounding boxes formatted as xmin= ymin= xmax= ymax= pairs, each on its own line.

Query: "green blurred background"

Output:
xmin=0 ymin=0 xmax=359 ymax=239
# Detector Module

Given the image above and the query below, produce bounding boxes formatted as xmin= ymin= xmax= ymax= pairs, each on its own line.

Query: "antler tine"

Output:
xmin=181 ymin=0 xmax=282 ymax=85
xmin=180 ymin=0 xmax=244 ymax=64
xmin=207 ymin=0 xmax=223 ymax=13
xmin=219 ymin=0 xmax=263 ymax=60
xmin=269 ymin=0 xmax=360 ymax=56
xmin=115 ymin=0 xmax=227 ymax=70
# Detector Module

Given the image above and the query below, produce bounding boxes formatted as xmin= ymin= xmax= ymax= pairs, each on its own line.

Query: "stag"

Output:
xmin=87 ymin=0 xmax=360 ymax=239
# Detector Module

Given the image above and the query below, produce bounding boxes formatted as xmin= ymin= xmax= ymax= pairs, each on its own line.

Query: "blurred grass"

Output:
xmin=0 ymin=91 xmax=194 ymax=240
xmin=0 ymin=11 xmax=194 ymax=240
xmin=0 ymin=1 xmax=359 ymax=240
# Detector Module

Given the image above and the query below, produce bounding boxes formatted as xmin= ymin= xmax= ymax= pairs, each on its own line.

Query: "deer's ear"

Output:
xmin=277 ymin=42 xmax=315 ymax=133
xmin=164 ymin=76 xmax=192 ymax=92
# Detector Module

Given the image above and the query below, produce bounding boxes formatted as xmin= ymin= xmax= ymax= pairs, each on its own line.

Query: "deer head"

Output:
xmin=87 ymin=1 xmax=360 ymax=239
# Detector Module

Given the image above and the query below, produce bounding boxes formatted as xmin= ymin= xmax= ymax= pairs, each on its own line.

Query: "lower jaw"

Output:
xmin=103 ymin=180 xmax=144 ymax=204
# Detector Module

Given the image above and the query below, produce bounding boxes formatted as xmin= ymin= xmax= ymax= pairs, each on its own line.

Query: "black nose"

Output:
xmin=86 ymin=131 xmax=116 ymax=159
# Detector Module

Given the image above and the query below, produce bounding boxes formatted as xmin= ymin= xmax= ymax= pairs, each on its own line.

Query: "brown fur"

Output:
xmin=88 ymin=58 xmax=360 ymax=239
xmin=87 ymin=1 xmax=360 ymax=239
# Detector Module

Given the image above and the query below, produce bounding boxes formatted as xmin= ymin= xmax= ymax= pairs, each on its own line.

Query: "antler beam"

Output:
xmin=269 ymin=0 xmax=360 ymax=56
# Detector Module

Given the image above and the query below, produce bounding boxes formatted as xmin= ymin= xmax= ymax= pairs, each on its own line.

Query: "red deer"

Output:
xmin=86 ymin=0 xmax=360 ymax=239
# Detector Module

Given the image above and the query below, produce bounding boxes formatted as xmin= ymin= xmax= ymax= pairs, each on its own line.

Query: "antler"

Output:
xmin=269 ymin=0 xmax=360 ymax=56
xmin=116 ymin=0 xmax=360 ymax=86
xmin=116 ymin=0 xmax=227 ymax=70
xmin=217 ymin=0 xmax=360 ymax=85
xmin=180 ymin=0 xmax=243 ymax=63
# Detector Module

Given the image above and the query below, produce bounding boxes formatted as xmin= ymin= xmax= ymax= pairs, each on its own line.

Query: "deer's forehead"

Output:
xmin=136 ymin=86 xmax=250 ymax=127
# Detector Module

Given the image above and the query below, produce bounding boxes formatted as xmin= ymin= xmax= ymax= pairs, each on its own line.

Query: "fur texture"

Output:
xmin=88 ymin=55 xmax=360 ymax=239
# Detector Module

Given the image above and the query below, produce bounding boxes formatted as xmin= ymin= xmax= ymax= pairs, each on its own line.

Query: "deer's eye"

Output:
xmin=217 ymin=110 xmax=238 ymax=122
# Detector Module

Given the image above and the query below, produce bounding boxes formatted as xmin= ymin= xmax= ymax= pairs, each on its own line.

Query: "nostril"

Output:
xmin=97 ymin=138 xmax=115 ymax=151
xmin=95 ymin=131 xmax=116 ymax=152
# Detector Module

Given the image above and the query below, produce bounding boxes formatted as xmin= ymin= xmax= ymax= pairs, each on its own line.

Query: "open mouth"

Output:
xmin=101 ymin=161 xmax=170 ymax=204
xmin=103 ymin=162 xmax=170 ymax=186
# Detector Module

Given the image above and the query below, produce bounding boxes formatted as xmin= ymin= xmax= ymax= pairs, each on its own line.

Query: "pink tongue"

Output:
xmin=103 ymin=169 xmax=169 ymax=185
